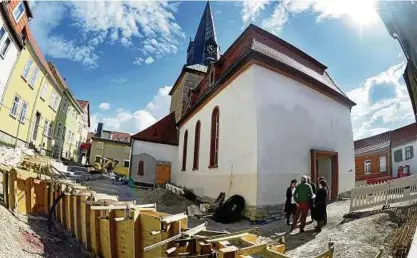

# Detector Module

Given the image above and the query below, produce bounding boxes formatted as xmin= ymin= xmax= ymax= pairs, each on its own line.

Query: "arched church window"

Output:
xmin=210 ymin=107 xmax=219 ymax=167
xmin=182 ymin=130 xmax=188 ymax=171
xmin=193 ymin=121 xmax=201 ymax=169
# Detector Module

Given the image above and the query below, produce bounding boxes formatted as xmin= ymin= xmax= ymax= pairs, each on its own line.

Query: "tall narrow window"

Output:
xmin=40 ymin=84 xmax=48 ymax=100
xmin=22 ymin=59 xmax=33 ymax=80
xmin=379 ymin=156 xmax=387 ymax=172
xmin=138 ymin=160 xmax=144 ymax=176
xmin=19 ymin=102 xmax=28 ymax=123
xmin=10 ymin=95 xmax=20 ymax=117
xmin=364 ymin=160 xmax=371 ymax=175
xmin=193 ymin=121 xmax=201 ymax=170
xmin=210 ymin=107 xmax=219 ymax=167
xmin=56 ymin=122 xmax=62 ymax=138
xmin=0 ymin=37 xmax=11 ymax=57
xmin=29 ymin=68 xmax=39 ymax=87
xmin=182 ymin=130 xmax=188 ymax=171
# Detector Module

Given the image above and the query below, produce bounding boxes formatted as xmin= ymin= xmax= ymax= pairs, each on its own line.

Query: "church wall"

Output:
xmin=131 ymin=140 xmax=178 ymax=183
xmin=170 ymin=72 xmax=205 ymax=122
xmin=174 ymin=66 xmax=259 ymax=206
xmin=254 ymin=64 xmax=355 ymax=207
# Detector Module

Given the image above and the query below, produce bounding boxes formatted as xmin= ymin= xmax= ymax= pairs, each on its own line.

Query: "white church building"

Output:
xmin=130 ymin=2 xmax=356 ymax=220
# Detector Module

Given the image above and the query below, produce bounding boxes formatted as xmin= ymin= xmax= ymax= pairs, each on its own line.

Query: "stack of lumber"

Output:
xmin=0 ymin=163 xmax=335 ymax=258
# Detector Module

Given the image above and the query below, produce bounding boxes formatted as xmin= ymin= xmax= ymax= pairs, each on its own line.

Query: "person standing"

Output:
xmin=284 ymin=179 xmax=297 ymax=225
xmin=314 ymin=180 xmax=329 ymax=232
xmin=307 ymin=176 xmax=316 ymax=221
xmin=292 ymin=176 xmax=314 ymax=232
xmin=318 ymin=176 xmax=329 ymax=225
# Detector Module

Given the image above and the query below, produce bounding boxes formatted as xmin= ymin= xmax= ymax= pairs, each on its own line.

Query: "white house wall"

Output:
xmin=131 ymin=140 xmax=178 ymax=175
xmin=0 ymin=18 xmax=19 ymax=103
xmin=254 ymin=64 xmax=355 ymax=206
xmin=175 ymin=66 xmax=258 ymax=205
xmin=391 ymin=141 xmax=417 ymax=177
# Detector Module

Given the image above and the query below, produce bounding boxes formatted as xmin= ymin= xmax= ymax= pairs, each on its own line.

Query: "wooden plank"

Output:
xmin=114 ymin=209 xmax=135 ymax=258
xmin=236 ymin=243 xmax=267 ymax=256
xmin=99 ymin=210 xmax=112 ymax=258
xmin=218 ymin=246 xmax=239 ymax=258
xmin=90 ymin=204 xmax=155 ymax=210
xmin=143 ymin=234 xmax=182 ymax=252
xmin=140 ymin=211 xmax=163 ymax=258
xmin=183 ymin=223 xmax=207 ymax=237
xmin=206 ymin=233 xmax=250 ymax=243
xmin=161 ymin=213 xmax=187 ymax=223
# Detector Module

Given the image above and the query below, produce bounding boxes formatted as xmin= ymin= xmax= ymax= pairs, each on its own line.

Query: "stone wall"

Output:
xmin=170 ymin=71 xmax=205 ymax=122
xmin=244 ymin=203 xmax=286 ymax=222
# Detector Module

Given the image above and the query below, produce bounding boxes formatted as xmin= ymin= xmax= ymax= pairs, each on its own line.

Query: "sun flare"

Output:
xmin=346 ymin=0 xmax=379 ymax=26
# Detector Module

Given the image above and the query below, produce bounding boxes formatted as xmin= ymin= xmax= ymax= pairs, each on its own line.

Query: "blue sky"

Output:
xmin=29 ymin=0 xmax=413 ymax=139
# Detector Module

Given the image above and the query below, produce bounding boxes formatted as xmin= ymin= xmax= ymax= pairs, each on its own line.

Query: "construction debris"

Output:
xmin=0 ymin=146 xmax=34 ymax=167
xmin=389 ymin=207 xmax=417 ymax=257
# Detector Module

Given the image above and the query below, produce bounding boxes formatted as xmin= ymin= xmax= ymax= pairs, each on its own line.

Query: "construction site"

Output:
xmin=1 ymin=145 xmax=417 ymax=258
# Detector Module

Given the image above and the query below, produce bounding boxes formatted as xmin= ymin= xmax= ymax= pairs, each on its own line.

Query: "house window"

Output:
xmin=379 ymin=156 xmax=386 ymax=172
xmin=62 ymin=98 xmax=68 ymax=113
xmin=0 ymin=26 xmax=5 ymax=41
xmin=209 ymin=69 xmax=215 ymax=85
xmin=95 ymin=156 xmax=102 ymax=163
xmin=96 ymin=142 xmax=104 ymax=150
xmin=10 ymin=95 xmax=20 ymax=117
xmin=43 ymin=120 xmax=49 ymax=136
xmin=193 ymin=121 xmax=201 ymax=170
xmin=138 ymin=160 xmax=144 ymax=176
xmin=28 ymin=68 xmax=39 ymax=87
xmin=62 ymin=126 xmax=66 ymax=140
xmin=13 ymin=2 xmax=25 ymax=21
xmin=182 ymin=130 xmax=188 ymax=171
xmin=48 ymin=122 xmax=53 ymax=137
xmin=364 ymin=160 xmax=371 ymax=175
xmin=123 ymin=160 xmax=130 ymax=167
xmin=405 ymin=146 xmax=414 ymax=160
xmin=0 ymin=37 xmax=11 ymax=57
xmin=56 ymin=122 xmax=62 ymax=138
xmin=210 ymin=107 xmax=220 ymax=167
xmin=22 ymin=59 xmax=33 ymax=80
xmin=49 ymin=91 xmax=60 ymax=111
xmin=394 ymin=149 xmax=403 ymax=162
xmin=19 ymin=102 xmax=28 ymax=123
xmin=40 ymin=84 xmax=48 ymax=100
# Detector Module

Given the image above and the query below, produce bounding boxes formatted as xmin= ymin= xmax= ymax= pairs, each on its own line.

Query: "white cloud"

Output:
xmin=29 ymin=2 xmax=99 ymax=69
xmin=90 ymin=86 xmax=173 ymax=134
xmin=255 ymin=0 xmax=379 ymax=35
xmin=133 ymin=57 xmax=144 ymax=65
xmin=30 ymin=1 xmax=183 ymax=68
xmin=110 ymin=77 xmax=128 ymax=84
xmin=241 ymin=0 xmax=270 ymax=28
xmin=99 ymin=103 xmax=111 ymax=111
xmin=348 ymin=62 xmax=414 ymax=140
xmin=145 ymin=57 xmax=155 ymax=64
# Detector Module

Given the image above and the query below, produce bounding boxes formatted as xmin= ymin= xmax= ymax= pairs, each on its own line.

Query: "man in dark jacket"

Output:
xmin=318 ymin=176 xmax=329 ymax=225
xmin=292 ymin=176 xmax=314 ymax=232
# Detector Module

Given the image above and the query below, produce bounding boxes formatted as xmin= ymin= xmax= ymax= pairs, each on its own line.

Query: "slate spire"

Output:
xmin=186 ymin=1 xmax=220 ymax=66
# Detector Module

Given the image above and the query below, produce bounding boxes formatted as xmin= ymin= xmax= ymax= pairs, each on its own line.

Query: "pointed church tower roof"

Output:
xmin=187 ymin=1 xmax=220 ymax=66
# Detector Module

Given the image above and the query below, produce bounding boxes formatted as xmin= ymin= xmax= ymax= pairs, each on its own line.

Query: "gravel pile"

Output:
xmin=0 ymin=146 xmax=34 ymax=166
xmin=144 ymin=188 xmax=194 ymax=214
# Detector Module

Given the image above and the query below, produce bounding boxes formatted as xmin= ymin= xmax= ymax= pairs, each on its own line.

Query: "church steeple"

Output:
xmin=186 ymin=1 xmax=220 ymax=66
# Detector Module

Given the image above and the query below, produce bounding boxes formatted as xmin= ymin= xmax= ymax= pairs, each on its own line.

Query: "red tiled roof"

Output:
xmin=391 ymin=123 xmax=417 ymax=148
xmin=181 ymin=24 xmax=355 ymax=125
xmin=110 ymin=131 xmax=131 ymax=143
xmin=131 ymin=112 xmax=178 ymax=146
xmin=354 ymin=131 xmax=391 ymax=155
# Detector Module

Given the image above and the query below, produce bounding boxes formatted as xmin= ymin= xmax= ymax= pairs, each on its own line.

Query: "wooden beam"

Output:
xmin=236 ymin=243 xmax=267 ymax=256
xmin=161 ymin=213 xmax=187 ymax=223
xmin=206 ymin=233 xmax=250 ymax=243
xmin=143 ymin=234 xmax=182 ymax=252
xmin=183 ymin=223 xmax=207 ymax=237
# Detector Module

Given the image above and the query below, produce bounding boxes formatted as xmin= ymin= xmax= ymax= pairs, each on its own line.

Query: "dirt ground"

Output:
xmin=0 ymin=185 xmax=85 ymax=258
xmin=0 ymin=177 xmax=409 ymax=257
xmin=82 ymin=179 xmax=403 ymax=257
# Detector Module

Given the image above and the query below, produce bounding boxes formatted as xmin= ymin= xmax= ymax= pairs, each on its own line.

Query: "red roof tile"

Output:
xmin=110 ymin=131 xmax=131 ymax=143
xmin=131 ymin=112 xmax=178 ymax=146
xmin=391 ymin=123 xmax=417 ymax=148
xmin=354 ymin=131 xmax=391 ymax=155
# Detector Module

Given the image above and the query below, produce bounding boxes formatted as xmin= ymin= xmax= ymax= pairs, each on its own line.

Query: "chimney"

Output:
xmin=96 ymin=123 xmax=103 ymax=138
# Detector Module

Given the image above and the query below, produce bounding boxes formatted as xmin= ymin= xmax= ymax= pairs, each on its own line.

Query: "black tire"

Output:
xmin=213 ymin=195 xmax=245 ymax=223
